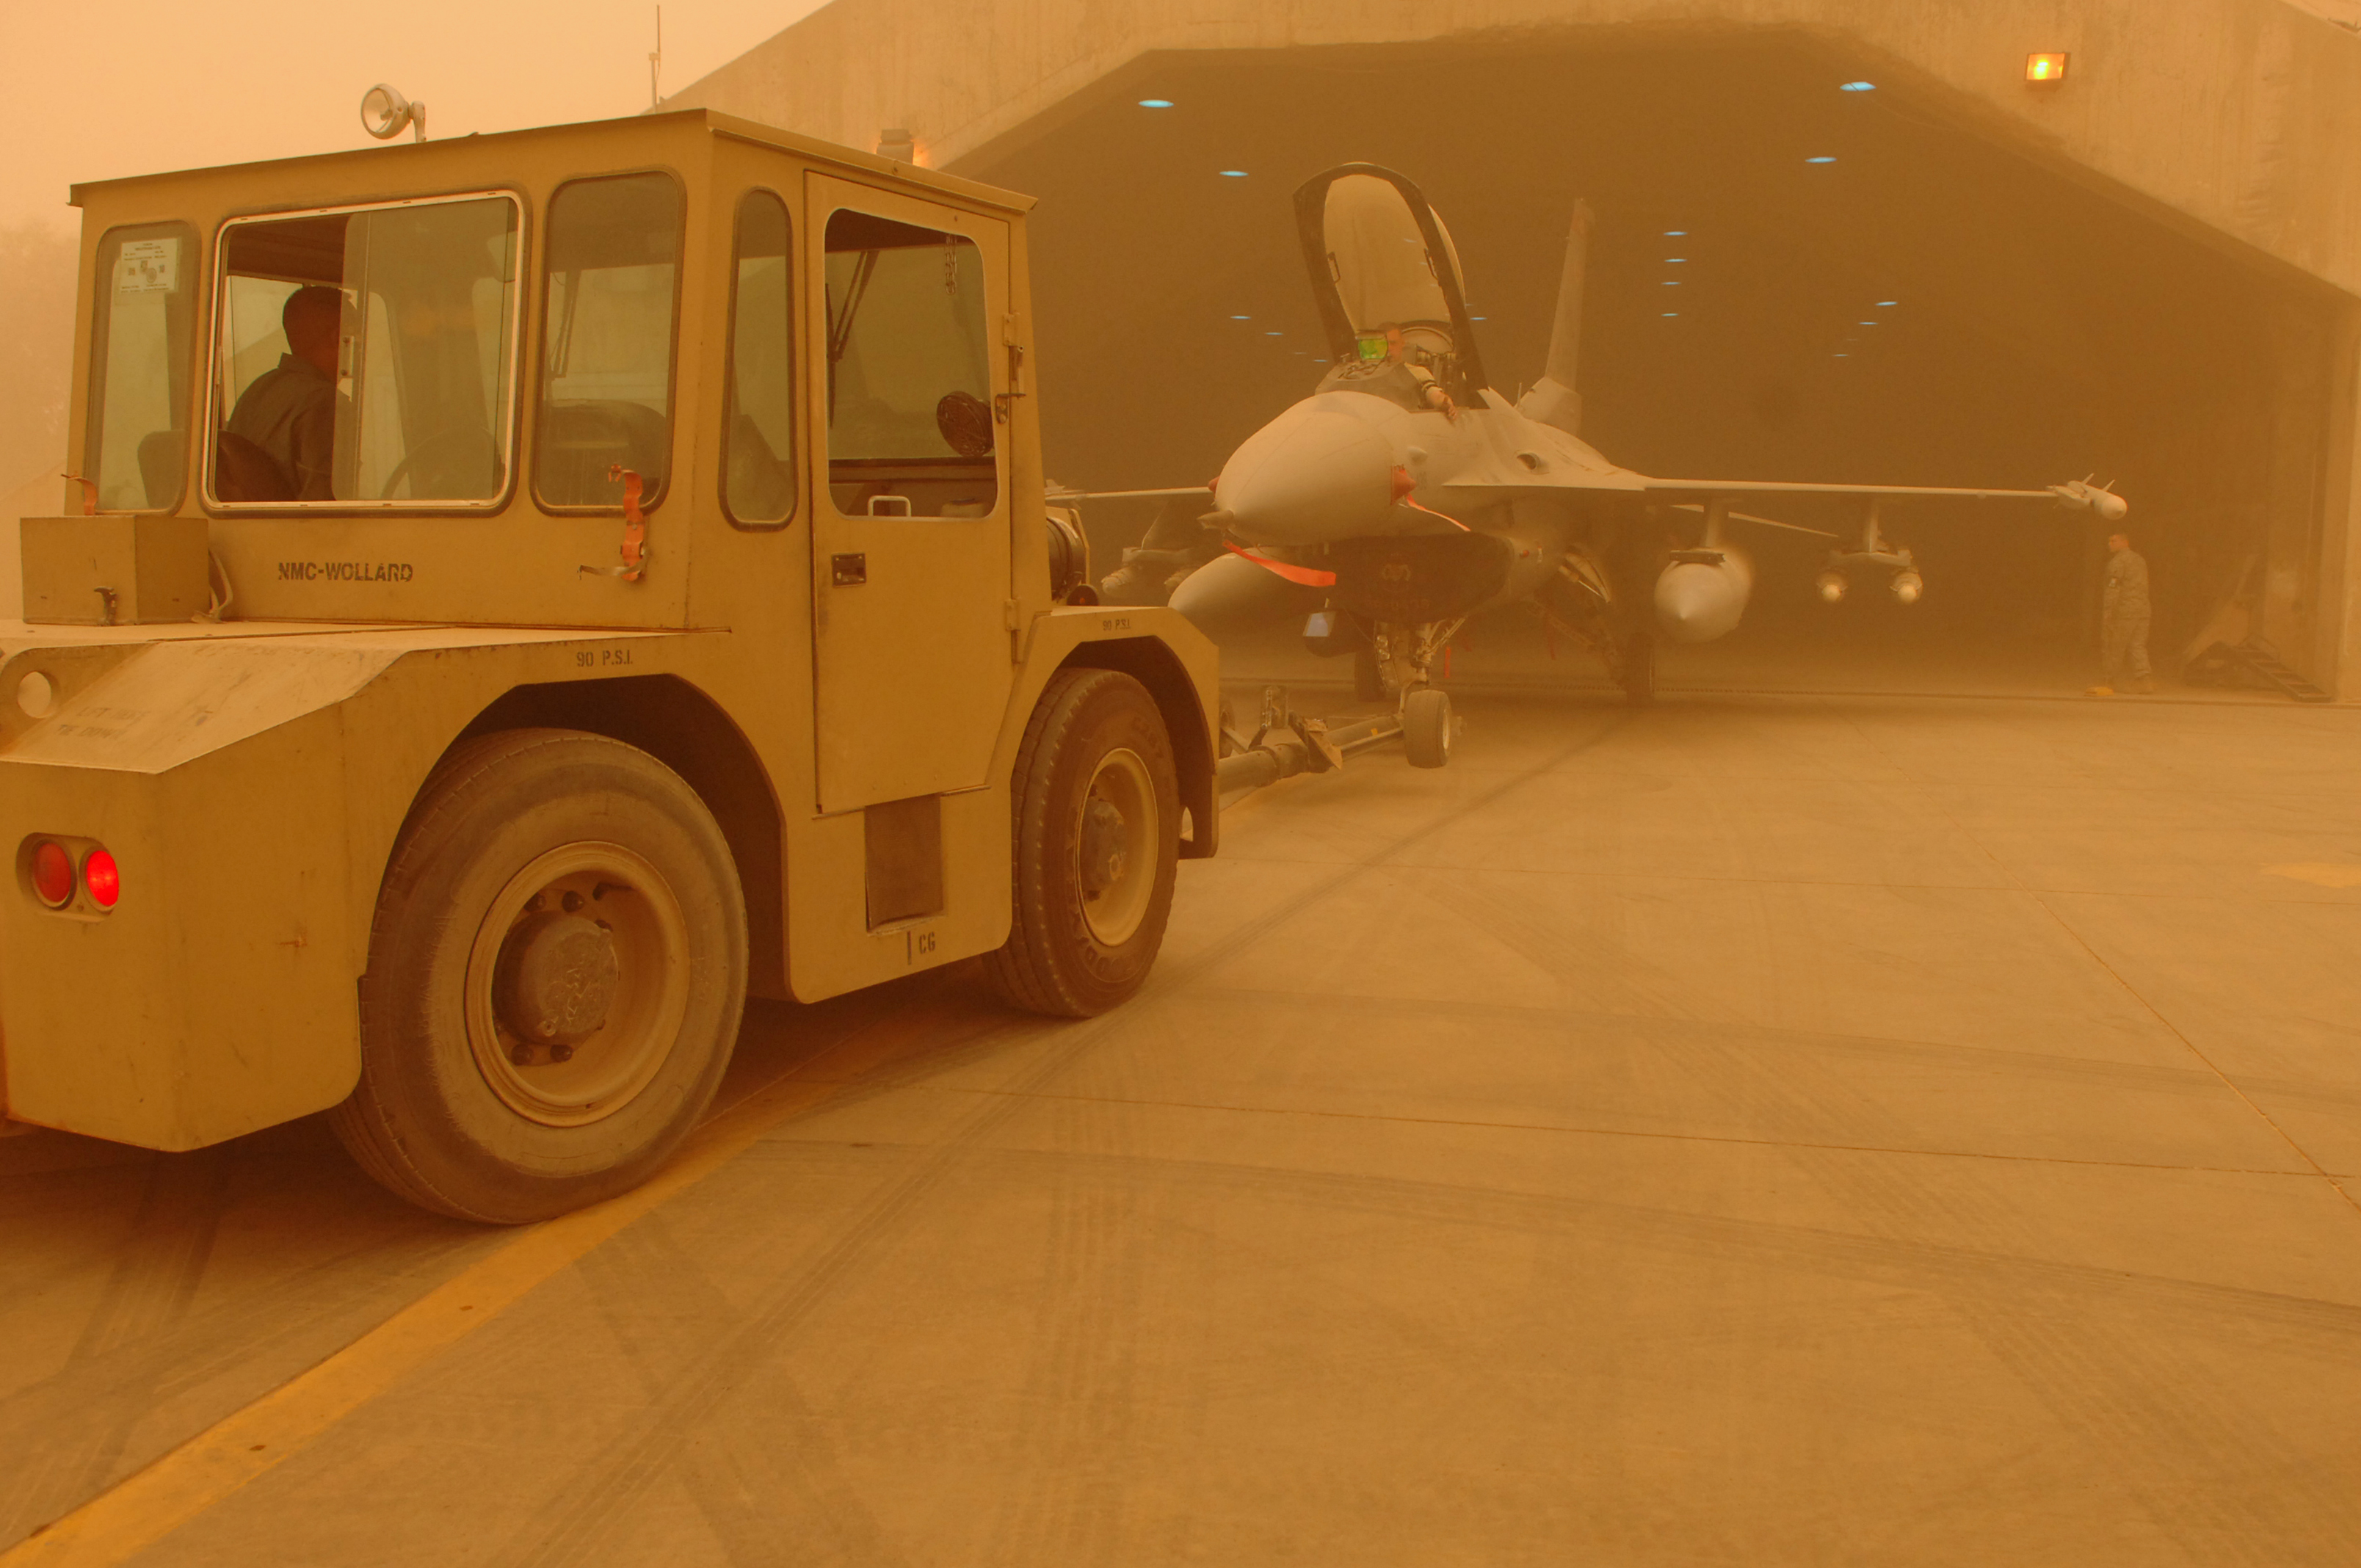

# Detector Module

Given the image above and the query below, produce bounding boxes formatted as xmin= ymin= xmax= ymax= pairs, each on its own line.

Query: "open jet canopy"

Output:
xmin=1294 ymin=164 xmax=1489 ymax=404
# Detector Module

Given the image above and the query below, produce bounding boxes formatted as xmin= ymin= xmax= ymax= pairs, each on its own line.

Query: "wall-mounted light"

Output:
xmin=877 ymin=128 xmax=917 ymax=162
xmin=2026 ymin=53 xmax=2070 ymax=84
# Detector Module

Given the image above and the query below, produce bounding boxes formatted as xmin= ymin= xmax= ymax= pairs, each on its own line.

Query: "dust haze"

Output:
xmin=0 ymin=0 xmax=822 ymax=499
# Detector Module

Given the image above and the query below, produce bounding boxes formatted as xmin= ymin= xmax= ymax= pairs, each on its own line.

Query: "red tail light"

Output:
xmin=82 ymin=848 xmax=120 ymax=910
xmin=30 ymin=841 xmax=73 ymax=907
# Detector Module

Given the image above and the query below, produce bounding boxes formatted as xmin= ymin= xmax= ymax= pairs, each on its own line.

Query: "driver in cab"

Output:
xmin=226 ymin=285 xmax=339 ymax=500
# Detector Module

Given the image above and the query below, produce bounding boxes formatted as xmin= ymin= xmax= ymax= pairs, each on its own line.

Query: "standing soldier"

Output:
xmin=2089 ymin=530 xmax=2154 ymax=695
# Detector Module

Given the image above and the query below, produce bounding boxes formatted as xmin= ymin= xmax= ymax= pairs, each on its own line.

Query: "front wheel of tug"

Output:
xmin=1402 ymin=686 xmax=1454 ymax=769
xmin=985 ymin=669 xmax=1180 ymax=1018
xmin=330 ymin=730 xmax=747 ymax=1224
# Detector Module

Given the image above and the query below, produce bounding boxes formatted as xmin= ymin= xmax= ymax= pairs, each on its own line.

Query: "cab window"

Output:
xmin=723 ymin=190 xmax=795 ymax=526
xmin=208 ymin=195 xmax=521 ymax=508
xmin=86 ymin=222 xmax=198 ymax=512
xmin=823 ymin=209 xmax=996 ymax=518
xmin=534 ymin=173 xmax=683 ymax=510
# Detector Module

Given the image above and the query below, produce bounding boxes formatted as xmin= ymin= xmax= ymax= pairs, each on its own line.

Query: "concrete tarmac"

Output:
xmin=3 ymin=683 xmax=2359 ymax=1566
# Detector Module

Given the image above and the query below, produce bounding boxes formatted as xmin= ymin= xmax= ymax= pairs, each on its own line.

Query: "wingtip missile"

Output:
xmin=2050 ymin=479 xmax=2130 ymax=523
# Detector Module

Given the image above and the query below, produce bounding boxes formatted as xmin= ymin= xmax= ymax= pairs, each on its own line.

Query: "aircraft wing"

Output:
xmin=1648 ymin=477 xmax=2062 ymax=504
xmin=1434 ymin=468 xmax=2126 ymax=520
xmin=1669 ymin=502 xmax=1840 ymax=541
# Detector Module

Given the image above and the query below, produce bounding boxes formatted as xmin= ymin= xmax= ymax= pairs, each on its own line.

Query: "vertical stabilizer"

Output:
xmin=1518 ymin=200 xmax=1594 ymax=435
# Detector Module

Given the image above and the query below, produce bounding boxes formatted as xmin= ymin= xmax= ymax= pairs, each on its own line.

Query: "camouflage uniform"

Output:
xmin=2101 ymin=545 xmax=2153 ymax=687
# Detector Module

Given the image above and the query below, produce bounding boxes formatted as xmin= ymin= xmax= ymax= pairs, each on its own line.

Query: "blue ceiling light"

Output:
xmin=1138 ymin=98 xmax=1175 ymax=109
xmin=1662 ymin=312 xmax=1680 ymax=318
xmin=1663 ymin=280 xmax=1682 ymax=286
xmin=1266 ymin=330 xmax=1283 ymax=336
xmin=1230 ymin=314 xmax=1250 ymax=320
xmin=1877 ymin=300 xmax=1898 ymax=307
xmin=1806 ymin=156 xmax=1838 ymax=164
xmin=1219 ymin=169 xmax=1248 ymax=178
xmin=1664 ymin=230 xmax=1687 ymax=237
xmin=1839 ymin=81 xmax=1876 ymax=92
xmin=1666 ymin=258 xmax=1687 ymax=264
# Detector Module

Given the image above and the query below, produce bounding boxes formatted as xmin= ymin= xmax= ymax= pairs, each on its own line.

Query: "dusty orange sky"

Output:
xmin=0 ymin=0 xmax=824 ymax=233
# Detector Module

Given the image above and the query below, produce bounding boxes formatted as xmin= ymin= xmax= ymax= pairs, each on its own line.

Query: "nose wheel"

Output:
xmin=1401 ymin=686 xmax=1454 ymax=769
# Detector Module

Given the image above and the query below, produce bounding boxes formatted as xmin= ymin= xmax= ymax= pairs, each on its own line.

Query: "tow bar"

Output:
xmin=1214 ymin=686 xmax=1406 ymax=794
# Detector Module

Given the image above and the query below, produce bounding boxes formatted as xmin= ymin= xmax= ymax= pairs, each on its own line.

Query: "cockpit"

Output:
xmin=1297 ymin=166 xmax=1486 ymax=411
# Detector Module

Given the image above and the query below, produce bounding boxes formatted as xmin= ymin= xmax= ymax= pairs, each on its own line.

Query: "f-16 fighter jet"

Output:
xmin=1110 ymin=163 xmax=2126 ymax=765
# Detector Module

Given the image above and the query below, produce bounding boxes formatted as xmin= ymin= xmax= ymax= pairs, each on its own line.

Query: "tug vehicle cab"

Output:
xmin=2 ymin=110 xmax=1219 ymax=1222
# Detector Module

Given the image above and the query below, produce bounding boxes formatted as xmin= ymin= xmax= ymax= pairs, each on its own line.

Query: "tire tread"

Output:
xmin=983 ymin=669 xmax=1176 ymax=1017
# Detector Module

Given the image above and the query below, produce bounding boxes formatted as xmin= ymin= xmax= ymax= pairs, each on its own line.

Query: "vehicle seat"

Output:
xmin=215 ymin=431 xmax=295 ymax=503
xmin=538 ymin=400 xmax=669 ymax=507
xmin=136 ymin=429 xmax=186 ymax=509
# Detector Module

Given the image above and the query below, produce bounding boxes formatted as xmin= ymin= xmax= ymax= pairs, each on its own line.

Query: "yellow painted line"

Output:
xmin=3 ymin=998 xmax=957 ymax=1567
xmin=2265 ymin=863 xmax=2361 ymax=889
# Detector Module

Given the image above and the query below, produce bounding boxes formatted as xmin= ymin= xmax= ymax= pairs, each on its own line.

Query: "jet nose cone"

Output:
xmin=1216 ymin=399 xmax=1395 ymax=545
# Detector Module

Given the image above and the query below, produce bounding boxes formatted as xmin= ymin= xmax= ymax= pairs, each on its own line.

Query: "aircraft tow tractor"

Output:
xmin=0 ymin=107 xmax=1223 ymax=1223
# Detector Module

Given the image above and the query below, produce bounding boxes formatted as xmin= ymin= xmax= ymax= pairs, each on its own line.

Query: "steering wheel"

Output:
xmin=378 ymin=429 xmax=501 ymax=500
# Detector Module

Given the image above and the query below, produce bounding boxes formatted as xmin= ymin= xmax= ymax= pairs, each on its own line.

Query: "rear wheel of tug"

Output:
xmin=1403 ymin=686 xmax=1454 ymax=769
xmin=986 ymin=669 xmax=1180 ymax=1018
xmin=331 ymin=730 xmax=747 ymax=1224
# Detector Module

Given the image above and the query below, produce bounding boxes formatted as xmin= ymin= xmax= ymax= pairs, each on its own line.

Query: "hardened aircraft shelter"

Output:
xmin=667 ymin=0 xmax=2361 ymax=694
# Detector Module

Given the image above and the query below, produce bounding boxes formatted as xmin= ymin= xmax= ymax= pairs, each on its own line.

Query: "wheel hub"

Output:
xmin=465 ymin=844 xmax=691 ymax=1127
xmin=1079 ymin=797 xmax=1128 ymax=892
xmin=493 ymin=911 xmax=620 ymax=1044
xmin=1077 ymin=748 xmax=1158 ymax=948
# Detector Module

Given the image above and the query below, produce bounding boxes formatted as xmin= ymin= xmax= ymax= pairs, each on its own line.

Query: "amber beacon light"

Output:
xmin=2026 ymin=53 xmax=2070 ymax=84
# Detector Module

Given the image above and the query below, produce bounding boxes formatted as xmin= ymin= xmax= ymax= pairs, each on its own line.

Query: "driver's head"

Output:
xmin=283 ymin=286 xmax=341 ymax=376
xmin=2108 ymin=531 xmax=2131 ymax=553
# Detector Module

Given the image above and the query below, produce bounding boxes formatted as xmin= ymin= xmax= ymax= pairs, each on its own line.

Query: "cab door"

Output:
xmin=804 ymin=175 xmax=1015 ymax=813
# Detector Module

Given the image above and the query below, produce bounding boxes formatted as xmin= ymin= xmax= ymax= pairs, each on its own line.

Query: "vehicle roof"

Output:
xmin=67 ymin=107 xmax=1035 ymax=217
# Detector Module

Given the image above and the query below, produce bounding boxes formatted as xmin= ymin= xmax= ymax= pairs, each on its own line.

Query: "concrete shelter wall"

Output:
xmin=670 ymin=1 xmax=2361 ymax=298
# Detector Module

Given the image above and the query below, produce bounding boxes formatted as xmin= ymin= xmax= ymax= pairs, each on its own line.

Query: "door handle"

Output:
xmin=832 ymin=553 xmax=868 ymax=585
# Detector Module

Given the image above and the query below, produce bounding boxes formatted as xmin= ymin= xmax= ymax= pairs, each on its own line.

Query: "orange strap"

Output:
xmin=1222 ymin=541 xmax=1335 ymax=587
xmin=63 ymin=473 xmax=98 ymax=515
xmin=607 ymin=464 xmax=648 ymax=582
xmin=1388 ymin=464 xmax=1470 ymax=531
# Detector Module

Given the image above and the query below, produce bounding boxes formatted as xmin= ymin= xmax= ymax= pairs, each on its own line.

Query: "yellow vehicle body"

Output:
xmin=1 ymin=112 xmax=1218 ymax=1159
